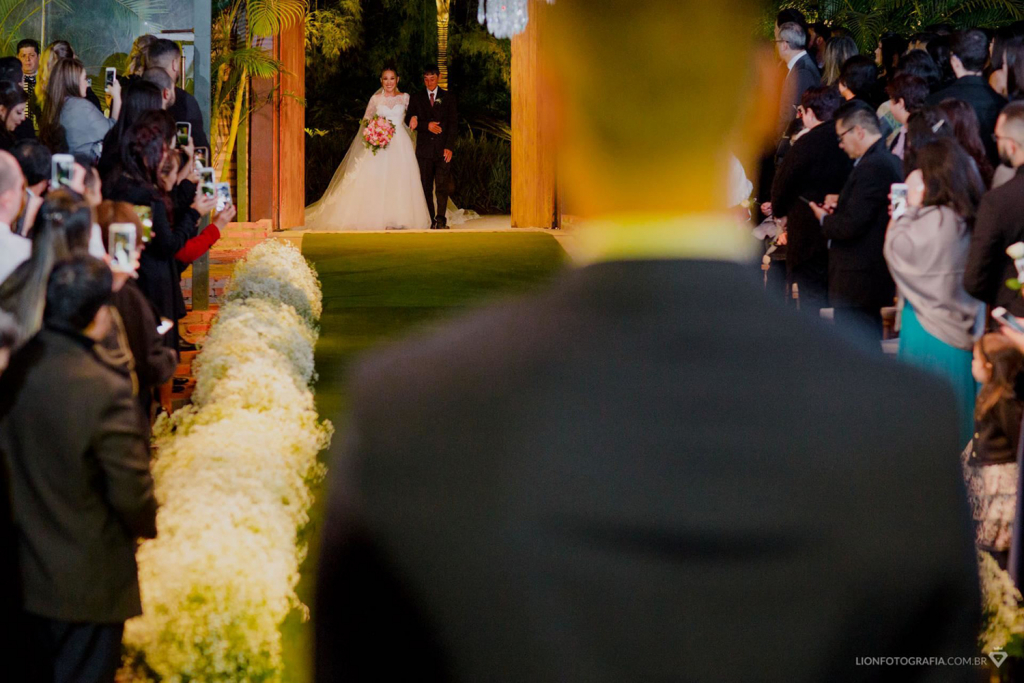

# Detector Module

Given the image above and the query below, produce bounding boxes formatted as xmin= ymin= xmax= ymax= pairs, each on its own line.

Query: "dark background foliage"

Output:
xmin=305 ymin=0 xmax=512 ymax=214
xmin=765 ymin=0 xmax=1024 ymax=51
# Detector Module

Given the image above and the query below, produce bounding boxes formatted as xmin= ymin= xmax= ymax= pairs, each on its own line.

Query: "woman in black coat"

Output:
xmin=102 ymin=109 xmax=215 ymax=350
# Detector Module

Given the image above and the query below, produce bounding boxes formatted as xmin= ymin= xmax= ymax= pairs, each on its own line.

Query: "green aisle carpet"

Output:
xmin=282 ymin=232 xmax=567 ymax=682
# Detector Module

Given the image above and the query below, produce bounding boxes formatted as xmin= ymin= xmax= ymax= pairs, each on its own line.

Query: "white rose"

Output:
xmin=1007 ymin=242 xmax=1024 ymax=260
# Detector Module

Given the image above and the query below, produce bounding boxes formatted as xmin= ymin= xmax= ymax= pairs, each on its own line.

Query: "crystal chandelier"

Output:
xmin=477 ymin=0 xmax=555 ymax=39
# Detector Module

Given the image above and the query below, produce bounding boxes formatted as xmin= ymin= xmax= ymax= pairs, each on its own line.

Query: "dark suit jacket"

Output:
xmin=927 ymin=75 xmax=1007 ymax=164
xmin=821 ymin=138 xmax=902 ymax=309
xmin=965 ymin=166 xmax=1024 ymax=315
xmin=169 ymin=86 xmax=210 ymax=150
xmin=405 ymin=89 xmax=458 ymax=159
xmin=772 ymin=121 xmax=853 ymax=271
xmin=778 ymin=53 xmax=821 ymax=135
xmin=0 ymin=328 xmax=156 ymax=623
xmin=316 ymin=259 xmax=980 ymax=683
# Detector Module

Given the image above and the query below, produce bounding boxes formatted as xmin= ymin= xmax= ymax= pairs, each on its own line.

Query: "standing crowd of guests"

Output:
xmin=765 ymin=11 xmax=1024 ymax=582
xmin=0 ymin=35 xmax=233 ymax=682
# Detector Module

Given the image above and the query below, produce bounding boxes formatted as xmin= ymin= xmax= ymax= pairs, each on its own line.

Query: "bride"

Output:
xmin=305 ymin=67 xmax=432 ymax=231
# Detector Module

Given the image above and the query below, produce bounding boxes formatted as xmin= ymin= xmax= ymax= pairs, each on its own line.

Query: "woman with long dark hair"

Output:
xmin=97 ymin=80 xmax=163 ymax=180
xmin=102 ymin=110 xmax=215 ymax=350
xmin=885 ymin=137 xmax=986 ymax=446
xmin=0 ymin=81 xmax=28 ymax=151
xmin=937 ymin=98 xmax=995 ymax=187
xmin=39 ymin=58 xmax=120 ymax=158
xmin=0 ymin=190 xmax=92 ymax=346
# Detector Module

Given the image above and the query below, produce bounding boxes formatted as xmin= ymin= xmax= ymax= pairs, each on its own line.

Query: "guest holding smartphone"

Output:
xmin=884 ymin=137 xmax=986 ymax=446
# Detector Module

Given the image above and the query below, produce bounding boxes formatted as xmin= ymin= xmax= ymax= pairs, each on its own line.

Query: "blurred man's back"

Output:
xmin=316 ymin=1 xmax=981 ymax=680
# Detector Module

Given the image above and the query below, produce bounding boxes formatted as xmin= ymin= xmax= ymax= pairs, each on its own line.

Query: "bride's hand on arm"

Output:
xmin=409 ymin=116 xmax=418 ymax=130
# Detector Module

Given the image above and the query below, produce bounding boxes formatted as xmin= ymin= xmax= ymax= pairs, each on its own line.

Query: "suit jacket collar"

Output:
xmin=858 ymin=137 xmax=888 ymax=164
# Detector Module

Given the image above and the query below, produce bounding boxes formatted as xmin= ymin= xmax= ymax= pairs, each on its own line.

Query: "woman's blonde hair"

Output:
xmin=35 ymin=40 xmax=74 ymax=107
xmin=39 ymin=57 xmax=84 ymax=151
xmin=128 ymin=35 xmax=157 ymax=77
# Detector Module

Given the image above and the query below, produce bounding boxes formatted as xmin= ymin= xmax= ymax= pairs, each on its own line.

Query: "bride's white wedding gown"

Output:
xmin=305 ymin=92 xmax=432 ymax=231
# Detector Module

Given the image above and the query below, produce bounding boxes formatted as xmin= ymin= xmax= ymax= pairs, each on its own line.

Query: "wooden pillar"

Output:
xmin=248 ymin=16 xmax=305 ymax=230
xmin=511 ymin=0 xmax=556 ymax=229
xmin=250 ymin=35 xmax=278 ymax=225
xmin=280 ymin=18 xmax=305 ymax=229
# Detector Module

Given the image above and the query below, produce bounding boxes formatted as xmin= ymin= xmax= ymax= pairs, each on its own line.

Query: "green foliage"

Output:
xmin=452 ymin=130 xmax=511 ymax=214
xmin=767 ymin=0 xmax=1024 ymax=50
xmin=306 ymin=3 xmax=362 ymax=64
xmin=248 ymin=0 xmax=306 ymax=37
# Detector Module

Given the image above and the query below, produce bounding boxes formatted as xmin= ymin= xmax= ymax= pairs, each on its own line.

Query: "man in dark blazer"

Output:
xmin=776 ymin=22 xmax=820 ymax=136
xmin=0 ymin=257 xmax=157 ymax=682
xmin=966 ymin=102 xmax=1024 ymax=316
xmin=927 ymin=29 xmax=1006 ymax=164
xmin=316 ymin=2 xmax=980 ymax=681
xmin=406 ymin=65 xmax=458 ymax=229
xmin=811 ymin=99 xmax=902 ymax=338
xmin=148 ymin=38 xmax=211 ymax=149
xmin=771 ymin=86 xmax=853 ymax=314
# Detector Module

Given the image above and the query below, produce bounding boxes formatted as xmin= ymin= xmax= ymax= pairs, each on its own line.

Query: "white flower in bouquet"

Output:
xmin=1007 ymin=243 xmax=1024 ymax=260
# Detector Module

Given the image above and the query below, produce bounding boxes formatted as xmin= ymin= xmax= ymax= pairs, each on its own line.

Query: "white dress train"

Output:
xmin=305 ymin=92 xmax=432 ymax=231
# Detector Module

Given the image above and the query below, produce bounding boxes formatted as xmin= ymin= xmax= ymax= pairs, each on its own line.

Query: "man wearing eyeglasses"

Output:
xmin=809 ymin=99 xmax=903 ymax=339
xmin=775 ymin=22 xmax=820 ymax=137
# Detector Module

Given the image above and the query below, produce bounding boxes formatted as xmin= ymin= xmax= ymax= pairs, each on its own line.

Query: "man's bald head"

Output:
xmin=0 ymin=150 xmax=23 ymax=195
xmin=542 ymin=0 xmax=764 ymax=216
xmin=996 ymin=103 xmax=1024 ymax=168
xmin=0 ymin=150 xmax=25 ymax=226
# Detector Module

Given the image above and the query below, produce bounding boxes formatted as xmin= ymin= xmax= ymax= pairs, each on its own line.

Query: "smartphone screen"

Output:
xmin=176 ymin=122 xmax=191 ymax=147
xmin=215 ymin=182 xmax=232 ymax=213
xmin=105 ymin=67 xmax=116 ymax=88
xmin=891 ymin=183 xmax=909 ymax=220
xmin=108 ymin=223 xmax=136 ymax=272
xmin=51 ymin=154 xmax=74 ymax=189
xmin=199 ymin=168 xmax=215 ymax=198
xmin=133 ymin=205 xmax=153 ymax=243
xmin=194 ymin=146 xmax=209 ymax=173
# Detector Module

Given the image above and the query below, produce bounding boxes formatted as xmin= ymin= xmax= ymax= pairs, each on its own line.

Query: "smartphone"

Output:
xmin=176 ymin=121 xmax=191 ymax=147
xmin=194 ymin=146 xmax=209 ymax=173
xmin=890 ymin=182 xmax=909 ymax=220
xmin=993 ymin=307 xmax=1024 ymax=334
xmin=156 ymin=318 xmax=174 ymax=336
xmin=105 ymin=67 xmax=116 ymax=89
xmin=199 ymin=168 xmax=215 ymax=199
xmin=51 ymin=153 xmax=74 ymax=190
xmin=215 ymin=182 xmax=232 ymax=213
xmin=108 ymin=222 xmax=136 ymax=272
xmin=133 ymin=205 xmax=153 ymax=243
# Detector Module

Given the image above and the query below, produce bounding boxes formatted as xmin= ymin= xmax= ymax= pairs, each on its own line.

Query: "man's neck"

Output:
xmin=857 ymin=135 xmax=883 ymax=159
xmin=786 ymin=50 xmax=806 ymax=70
xmin=24 ymin=71 xmax=35 ymax=78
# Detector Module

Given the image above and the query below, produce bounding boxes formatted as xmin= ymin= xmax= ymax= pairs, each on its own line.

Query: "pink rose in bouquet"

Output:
xmin=361 ymin=115 xmax=396 ymax=156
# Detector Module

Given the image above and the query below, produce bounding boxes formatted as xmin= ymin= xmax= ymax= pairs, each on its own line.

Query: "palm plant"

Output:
xmin=212 ymin=0 xmax=306 ymax=179
xmin=767 ymin=0 xmax=1024 ymax=50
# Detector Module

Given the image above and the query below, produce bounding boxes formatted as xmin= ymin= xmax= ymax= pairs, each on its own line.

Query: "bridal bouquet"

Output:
xmin=361 ymin=114 xmax=396 ymax=155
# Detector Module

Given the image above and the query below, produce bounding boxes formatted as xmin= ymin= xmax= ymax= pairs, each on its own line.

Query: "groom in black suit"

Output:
xmin=406 ymin=65 xmax=458 ymax=229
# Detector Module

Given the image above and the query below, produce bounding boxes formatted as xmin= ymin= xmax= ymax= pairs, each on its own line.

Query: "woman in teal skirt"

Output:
xmin=884 ymin=137 xmax=986 ymax=448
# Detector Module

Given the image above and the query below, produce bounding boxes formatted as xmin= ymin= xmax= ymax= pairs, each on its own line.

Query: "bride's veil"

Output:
xmin=304 ymin=88 xmax=479 ymax=229
xmin=304 ymin=88 xmax=384 ymax=228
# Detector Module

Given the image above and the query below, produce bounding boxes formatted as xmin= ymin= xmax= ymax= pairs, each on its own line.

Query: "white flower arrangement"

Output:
xmin=225 ymin=240 xmax=323 ymax=324
xmin=979 ymin=551 xmax=1024 ymax=654
xmin=124 ymin=240 xmax=332 ymax=681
